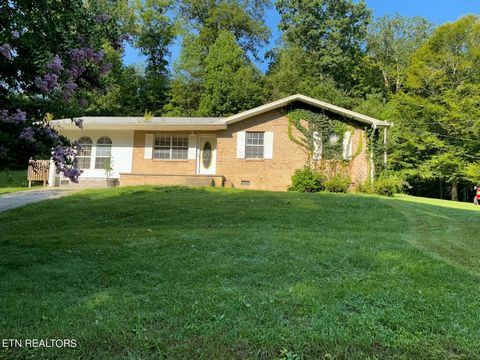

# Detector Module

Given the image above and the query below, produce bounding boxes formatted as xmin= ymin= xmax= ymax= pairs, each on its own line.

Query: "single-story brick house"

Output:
xmin=49 ymin=94 xmax=391 ymax=191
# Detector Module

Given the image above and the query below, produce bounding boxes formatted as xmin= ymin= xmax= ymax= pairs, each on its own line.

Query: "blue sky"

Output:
xmin=123 ymin=0 xmax=480 ymax=72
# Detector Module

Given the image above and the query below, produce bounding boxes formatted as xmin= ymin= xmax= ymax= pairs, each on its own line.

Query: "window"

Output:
xmin=153 ymin=134 xmax=188 ymax=160
xmin=77 ymin=137 xmax=92 ymax=169
xmin=202 ymin=141 xmax=212 ymax=168
xmin=245 ymin=132 xmax=264 ymax=159
xmin=95 ymin=136 xmax=112 ymax=169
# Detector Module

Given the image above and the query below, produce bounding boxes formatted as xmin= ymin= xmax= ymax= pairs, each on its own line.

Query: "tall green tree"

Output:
xmin=391 ymin=15 xmax=480 ymax=200
xmin=89 ymin=0 xmax=176 ymax=116
xmin=198 ymin=31 xmax=264 ymax=116
xmin=165 ymin=0 xmax=270 ymax=115
xmin=88 ymin=65 xmax=148 ymax=116
xmin=265 ymin=46 xmax=357 ymax=108
xmin=176 ymin=0 xmax=270 ymax=57
xmin=134 ymin=0 xmax=176 ymax=113
xmin=163 ymin=34 xmax=205 ymax=116
xmin=276 ymin=0 xmax=371 ymax=89
xmin=366 ymin=14 xmax=433 ymax=95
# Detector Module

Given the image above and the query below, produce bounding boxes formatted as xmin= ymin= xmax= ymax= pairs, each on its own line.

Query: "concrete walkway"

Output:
xmin=0 ymin=188 xmax=78 ymax=212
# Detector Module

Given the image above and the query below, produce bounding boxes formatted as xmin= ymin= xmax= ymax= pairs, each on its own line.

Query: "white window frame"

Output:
xmin=245 ymin=131 xmax=265 ymax=159
xmin=77 ymin=137 xmax=93 ymax=169
xmin=153 ymin=133 xmax=189 ymax=160
xmin=95 ymin=136 xmax=112 ymax=170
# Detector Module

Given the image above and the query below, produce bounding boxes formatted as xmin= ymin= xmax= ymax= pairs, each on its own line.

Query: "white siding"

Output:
xmin=61 ymin=129 xmax=134 ymax=178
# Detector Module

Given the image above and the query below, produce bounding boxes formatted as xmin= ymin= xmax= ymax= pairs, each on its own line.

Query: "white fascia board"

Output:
xmin=52 ymin=123 xmax=227 ymax=131
xmin=224 ymin=94 xmax=391 ymax=128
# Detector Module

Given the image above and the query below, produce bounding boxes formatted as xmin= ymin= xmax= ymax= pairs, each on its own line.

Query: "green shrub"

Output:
xmin=356 ymin=180 xmax=374 ymax=194
xmin=357 ymin=175 xmax=405 ymax=196
xmin=374 ymin=176 xmax=405 ymax=196
xmin=324 ymin=174 xmax=351 ymax=193
xmin=289 ymin=166 xmax=325 ymax=192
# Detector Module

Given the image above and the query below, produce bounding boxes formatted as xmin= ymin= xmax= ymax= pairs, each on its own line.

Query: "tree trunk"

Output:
xmin=451 ymin=179 xmax=458 ymax=201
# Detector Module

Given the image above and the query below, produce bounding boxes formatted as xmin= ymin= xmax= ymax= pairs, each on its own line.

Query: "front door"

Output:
xmin=197 ymin=136 xmax=216 ymax=175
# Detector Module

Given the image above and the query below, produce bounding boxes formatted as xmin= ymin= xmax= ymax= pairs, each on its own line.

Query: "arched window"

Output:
xmin=77 ymin=137 xmax=92 ymax=169
xmin=95 ymin=136 xmax=112 ymax=170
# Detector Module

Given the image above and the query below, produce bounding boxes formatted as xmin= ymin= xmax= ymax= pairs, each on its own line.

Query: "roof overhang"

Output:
xmin=224 ymin=94 xmax=391 ymax=128
xmin=50 ymin=94 xmax=391 ymax=131
xmin=50 ymin=117 xmax=227 ymax=131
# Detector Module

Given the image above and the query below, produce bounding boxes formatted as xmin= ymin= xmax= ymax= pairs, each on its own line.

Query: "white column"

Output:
xmin=48 ymin=159 xmax=55 ymax=187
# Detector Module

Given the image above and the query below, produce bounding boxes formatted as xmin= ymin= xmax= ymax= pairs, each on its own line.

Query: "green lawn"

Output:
xmin=0 ymin=169 xmax=37 ymax=194
xmin=0 ymin=187 xmax=479 ymax=359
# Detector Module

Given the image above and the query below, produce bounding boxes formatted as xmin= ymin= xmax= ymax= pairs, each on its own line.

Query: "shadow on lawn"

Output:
xmin=1 ymin=186 xmax=480 ymax=358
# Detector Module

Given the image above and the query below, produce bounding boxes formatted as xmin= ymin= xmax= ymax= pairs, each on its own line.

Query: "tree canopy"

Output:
xmin=390 ymin=15 xmax=480 ymax=199
xmin=2 ymin=1 xmax=480 ymax=201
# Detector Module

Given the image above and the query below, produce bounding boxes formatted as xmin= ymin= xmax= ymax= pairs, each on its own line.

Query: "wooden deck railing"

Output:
xmin=27 ymin=159 xmax=50 ymax=187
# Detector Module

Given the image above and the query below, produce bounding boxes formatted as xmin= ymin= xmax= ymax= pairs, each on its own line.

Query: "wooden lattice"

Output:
xmin=27 ymin=159 xmax=50 ymax=187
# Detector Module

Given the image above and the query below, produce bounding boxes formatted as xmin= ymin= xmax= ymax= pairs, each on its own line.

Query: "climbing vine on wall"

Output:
xmin=286 ymin=109 xmax=354 ymax=161
xmin=286 ymin=108 xmax=386 ymax=181
xmin=365 ymin=126 xmax=387 ymax=177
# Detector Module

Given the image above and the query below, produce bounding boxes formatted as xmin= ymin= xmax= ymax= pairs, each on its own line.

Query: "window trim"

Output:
xmin=153 ymin=133 xmax=189 ymax=160
xmin=245 ymin=131 xmax=265 ymax=159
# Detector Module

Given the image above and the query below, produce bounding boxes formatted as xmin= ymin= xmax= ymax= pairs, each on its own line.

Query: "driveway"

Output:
xmin=0 ymin=188 xmax=78 ymax=212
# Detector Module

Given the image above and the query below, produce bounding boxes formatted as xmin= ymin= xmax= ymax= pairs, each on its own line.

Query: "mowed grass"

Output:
xmin=0 ymin=169 xmax=34 ymax=194
xmin=0 ymin=187 xmax=479 ymax=359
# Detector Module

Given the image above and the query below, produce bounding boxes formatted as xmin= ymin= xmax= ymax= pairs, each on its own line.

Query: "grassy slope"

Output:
xmin=0 ymin=169 xmax=34 ymax=194
xmin=0 ymin=187 xmax=479 ymax=359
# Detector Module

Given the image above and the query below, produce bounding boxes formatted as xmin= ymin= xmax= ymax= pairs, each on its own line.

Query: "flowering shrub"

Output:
xmin=0 ymin=1 xmax=129 ymax=181
xmin=0 ymin=110 xmax=26 ymax=124
xmin=51 ymin=145 xmax=83 ymax=183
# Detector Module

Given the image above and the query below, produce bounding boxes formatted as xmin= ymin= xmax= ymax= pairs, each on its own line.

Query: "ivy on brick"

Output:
xmin=286 ymin=109 xmax=354 ymax=161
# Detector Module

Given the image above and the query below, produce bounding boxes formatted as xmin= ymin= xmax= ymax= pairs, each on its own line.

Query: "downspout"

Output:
xmin=383 ymin=127 xmax=388 ymax=166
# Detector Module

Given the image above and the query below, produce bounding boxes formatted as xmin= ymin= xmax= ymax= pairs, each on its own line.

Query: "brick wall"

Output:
xmin=348 ymin=128 xmax=370 ymax=186
xmin=126 ymin=111 xmax=370 ymax=191
xmin=131 ymin=130 xmax=197 ymax=174
xmin=216 ymin=110 xmax=308 ymax=191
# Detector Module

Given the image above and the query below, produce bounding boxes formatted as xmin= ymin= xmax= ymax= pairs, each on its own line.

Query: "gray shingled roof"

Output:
xmin=51 ymin=116 xmax=225 ymax=126
xmin=51 ymin=94 xmax=391 ymax=129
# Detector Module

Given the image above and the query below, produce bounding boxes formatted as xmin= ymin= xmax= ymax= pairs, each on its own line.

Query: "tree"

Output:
xmin=264 ymin=46 xmax=358 ymax=108
xmin=175 ymin=0 xmax=270 ymax=57
xmin=164 ymin=0 xmax=270 ymax=116
xmin=89 ymin=65 xmax=148 ymax=116
xmin=366 ymin=14 xmax=433 ymax=95
xmin=391 ymin=16 xmax=480 ymax=200
xmin=134 ymin=0 xmax=176 ymax=113
xmin=276 ymin=0 xmax=371 ymax=89
xmin=197 ymin=31 xmax=264 ymax=116
xmin=163 ymin=34 xmax=205 ymax=116
xmin=0 ymin=0 xmax=129 ymax=180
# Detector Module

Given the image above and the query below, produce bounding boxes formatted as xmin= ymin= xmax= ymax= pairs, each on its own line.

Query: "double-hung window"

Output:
xmin=245 ymin=132 xmax=264 ymax=159
xmin=153 ymin=134 xmax=188 ymax=160
xmin=77 ymin=137 xmax=92 ymax=169
xmin=95 ymin=137 xmax=112 ymax=169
